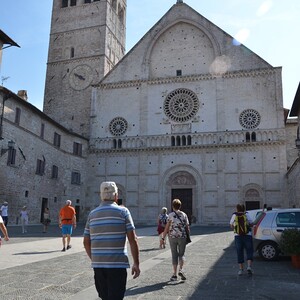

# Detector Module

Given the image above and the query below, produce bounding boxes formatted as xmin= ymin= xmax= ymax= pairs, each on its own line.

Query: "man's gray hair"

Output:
xmin=100 ymin=181 xmax=118 ymax=201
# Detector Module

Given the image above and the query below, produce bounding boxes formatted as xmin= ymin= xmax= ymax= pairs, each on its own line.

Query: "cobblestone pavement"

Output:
xmin=0 ymin=223 xmax=299 ymax=299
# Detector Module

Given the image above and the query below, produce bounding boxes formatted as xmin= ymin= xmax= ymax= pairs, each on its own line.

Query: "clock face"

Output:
xmin=69 ymin=64 xmax=93 ymax=90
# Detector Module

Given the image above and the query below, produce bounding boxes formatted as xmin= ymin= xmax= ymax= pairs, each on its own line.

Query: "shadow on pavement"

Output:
xmin=188 ymin=231 xmax=300 ymax=300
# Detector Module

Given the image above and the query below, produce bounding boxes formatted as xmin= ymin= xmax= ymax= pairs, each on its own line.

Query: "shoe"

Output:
xmin=67 ymin=245 xmax=72 ymax=250
xmin=61 ymin=247 xmax=66 ymax=252
xmin=170 ymin=275 xmax=177 ymax=281
xmin=238 ymin=269 xmax=243 ymax=276
xmin=178 ymin=270 xmax=186 ymax=280
xmin=247 ymin=267 xmax=253 ymax=275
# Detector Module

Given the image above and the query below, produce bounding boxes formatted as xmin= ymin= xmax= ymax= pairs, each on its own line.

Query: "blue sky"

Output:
xmin=0 ymin=0 xmax=299 ymax=112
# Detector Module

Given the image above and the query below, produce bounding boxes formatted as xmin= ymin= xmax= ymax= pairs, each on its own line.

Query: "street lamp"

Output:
xmin=0 ymin=140 xmax=15 ymax=156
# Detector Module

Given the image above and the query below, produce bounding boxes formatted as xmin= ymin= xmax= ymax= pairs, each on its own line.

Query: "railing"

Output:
xmin=89 ymin=129 xmax=286 ymax=152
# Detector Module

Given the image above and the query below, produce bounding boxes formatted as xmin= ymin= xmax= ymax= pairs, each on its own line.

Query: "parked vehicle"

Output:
xmin=252 ymin=208 xmax=300 ymax=261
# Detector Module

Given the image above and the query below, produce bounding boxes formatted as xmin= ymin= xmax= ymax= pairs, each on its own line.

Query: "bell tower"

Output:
xmin=43 ymin=0 xmax=126 ymax=137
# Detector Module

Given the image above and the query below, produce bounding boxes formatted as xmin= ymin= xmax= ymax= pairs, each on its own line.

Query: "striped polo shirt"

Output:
xmin=84 ymin=201 xmax=135 ymax=269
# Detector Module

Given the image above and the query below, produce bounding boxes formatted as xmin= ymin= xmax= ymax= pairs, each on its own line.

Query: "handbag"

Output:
xmin=174 ymin=211 xmax=191 ymax=244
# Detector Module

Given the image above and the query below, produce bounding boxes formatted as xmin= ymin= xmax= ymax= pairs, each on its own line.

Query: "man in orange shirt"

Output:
xmin=59 ymin=200 xmax=76 ymax=252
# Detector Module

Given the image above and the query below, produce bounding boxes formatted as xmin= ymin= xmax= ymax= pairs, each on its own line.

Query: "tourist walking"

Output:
xmin=83 ymin=181 xmax=140 ymax=300
xmin=157 ymin=207 xmax=168 ymax=249
xmin=20 ymin=206 xmax=29 ymax=234
xmin=162 ymin=198 xmax=190 ymax=281
xmin=230 ymin=203 xmax=254 ymax=276
xmin=42 ymin=207 xmax=51 ymax=233
xmin=59 ymin=200 xmax=76 ymax=252
xmin=0 ymin=201 xmax=9 ymax=226
xmin=0 ymin=215 xmax=9 ymax=247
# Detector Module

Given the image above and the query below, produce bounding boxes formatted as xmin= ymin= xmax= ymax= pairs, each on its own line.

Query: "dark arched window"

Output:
xmin=246 ymin=132 xmax=251 ymax=142
xmin=171 ymin=136 xmax=175 ymax=146
xmin=112 ymin=0 xmax=117 ymax=10
xmin=113 ymin=139 xmax=117 ymax=149
xmin=187 ymin=135 xmax=192 ymax=145
xmin=182 ymin=135 xmax=186 ymax=146
xmin=62 ymin=0 xmax=68 ymax=8
xmin=251 ymin=132 xmax=256 ymax=142
xmin=176 ymin=136 xmax=181 ymax=146
xmin=70 ymin=47 xmax=75 ymax=58
xmin=118 ymin=139 xmax=122 ymax=148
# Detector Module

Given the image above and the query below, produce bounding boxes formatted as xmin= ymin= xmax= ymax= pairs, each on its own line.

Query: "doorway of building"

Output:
xmin=75 ymin=205 xmax=80 ymax=222
xmin=245 ymin=201 xmax=260 ymax=210
xmin=40 ymin=198 xmax=48 ymax=223
xmin=171 ymin=189 xmax=192 ymax=222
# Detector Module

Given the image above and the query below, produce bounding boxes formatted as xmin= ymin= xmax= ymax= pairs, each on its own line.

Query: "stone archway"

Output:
xmin=165 ymin=169 xmax=198 ymax=223
xmin=241 ymin=183 xmax=264 ymax=210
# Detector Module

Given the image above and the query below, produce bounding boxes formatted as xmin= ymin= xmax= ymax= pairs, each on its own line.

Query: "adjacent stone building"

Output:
xmin=0 ymin=0 xmax=298 ymax=225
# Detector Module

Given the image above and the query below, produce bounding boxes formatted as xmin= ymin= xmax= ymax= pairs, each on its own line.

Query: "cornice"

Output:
xmin=98 ymin=68 xmax=277 ymax=90
xmin=47 ymin=55 xmax=103 ymax=66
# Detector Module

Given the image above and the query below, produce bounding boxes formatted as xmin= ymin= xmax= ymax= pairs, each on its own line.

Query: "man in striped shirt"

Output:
xmin=83 ymin=181 xmax=140 ymax=300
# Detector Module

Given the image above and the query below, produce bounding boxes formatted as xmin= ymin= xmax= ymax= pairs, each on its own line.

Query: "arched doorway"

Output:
xmin=166 ymin=171 xmax=197 ymax=223
xmin=241 ymin=184 xmax=263 ymax=210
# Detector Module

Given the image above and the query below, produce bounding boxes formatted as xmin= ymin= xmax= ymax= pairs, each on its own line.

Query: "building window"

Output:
xmin=164 ymin=88 xmax=199 ymax=123
xmin=52 ymin=165 xmax=58 ymax=179
xmin=70 ymin=0 xmax=77 ymax=6
xmin=112 ymin=0 xmax=117 ymax=10
xmin=54 ymin=132 xmax=61 ymax=148
xmin=118 ymin=6 xmax=124 ymax=24
xmin=36 ymin=159 xmax=45 ymax=175
xmin=176 ymin=70 xmax=182 ymax=76
xmin=171 ymin=135 xmax=192 ymax=147
xmin=15 ymin=107 xmax=21 ymax=125
xmin=40 ymin=123 xmax=45 ymax=139
xmin=73 ymin=142 xmax=82 ymax=156
xmin=7 ymin=148 xmax=16 ymax=166
xmin=109 ymin=117 xmax=128 ymax=136
xmin=71 ymin=171 xmax=81 ymax=185
xmin=70 ymin=47 xmax=75 ymax=58
xmin=239 ymin=109 xmax=261 ymax=129
xmin=113 ymin=139 xmax=122 ymax=149
xmin=84 ymin=0 xmax=91 ymax=3
xmin=62 ymin=0 xmax=68 ymax=7
xmin=25 ymin=191 xmax=29 ymax=197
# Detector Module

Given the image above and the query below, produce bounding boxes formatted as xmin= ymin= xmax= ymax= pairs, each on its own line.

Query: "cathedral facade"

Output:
xmin=1 ymin=0 xmax=297 ymax=225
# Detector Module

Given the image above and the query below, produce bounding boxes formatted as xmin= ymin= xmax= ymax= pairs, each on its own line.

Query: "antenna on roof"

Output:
xmin=1 ymin=76 xmax=10 ymax=86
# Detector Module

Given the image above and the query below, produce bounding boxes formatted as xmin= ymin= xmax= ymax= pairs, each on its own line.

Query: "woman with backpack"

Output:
xmin=157 ymin=207 xmax=168 ymax=249
xmin=230 ymin=204 xmax=254 ymax=276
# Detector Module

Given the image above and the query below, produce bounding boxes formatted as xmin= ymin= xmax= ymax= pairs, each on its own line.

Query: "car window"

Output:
xmin=252 ymin=212 xmax=265 ymax=225
xmin=276 ymin=212 xmax=300 ymax=227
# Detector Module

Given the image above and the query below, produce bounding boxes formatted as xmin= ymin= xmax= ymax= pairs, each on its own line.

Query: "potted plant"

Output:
xmin=279 ymin=228 xmax=300 ymax=268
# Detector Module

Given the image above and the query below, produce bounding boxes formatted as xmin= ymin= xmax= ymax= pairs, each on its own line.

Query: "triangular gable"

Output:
xmin=97 ymin=2 xmax=273 ymax=85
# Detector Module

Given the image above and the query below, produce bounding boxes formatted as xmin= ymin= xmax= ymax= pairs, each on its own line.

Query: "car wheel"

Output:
xmin=258 ymin=241 xmax=279 ymax=261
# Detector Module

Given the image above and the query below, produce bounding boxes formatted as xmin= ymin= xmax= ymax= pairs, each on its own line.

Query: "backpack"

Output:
xmin=234 ymin=212 xmax=250 ymax=235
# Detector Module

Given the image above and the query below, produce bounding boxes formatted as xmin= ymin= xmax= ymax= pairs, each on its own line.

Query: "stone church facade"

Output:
xmin=0 ymin=0 xmax=298 ymax=225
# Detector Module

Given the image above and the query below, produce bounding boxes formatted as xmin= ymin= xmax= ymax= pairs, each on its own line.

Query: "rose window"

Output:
xmin=239 ymin=109 xmax=261 ymax=129
xmin=109 ymin=117 xmax=128 ymax=136
xmin=164 ymin=88 xmax=199 ymax=123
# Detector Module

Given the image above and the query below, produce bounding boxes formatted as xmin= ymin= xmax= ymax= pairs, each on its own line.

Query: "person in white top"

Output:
xmin=0 ymin=202 xmax=9 ymax=226
xmin=20 ymin=206 xmax=29 ymax=234
xmin=0 ymin=215 xmax=9 ymax=247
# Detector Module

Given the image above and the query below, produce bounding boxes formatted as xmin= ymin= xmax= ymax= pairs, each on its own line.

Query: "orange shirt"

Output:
xmin=59 ymin=206 xmax=76 ymax=225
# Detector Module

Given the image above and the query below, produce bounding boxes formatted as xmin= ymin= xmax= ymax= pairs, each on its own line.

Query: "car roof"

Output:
xmin=263 ymin=208 xmax=300 ymax=213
